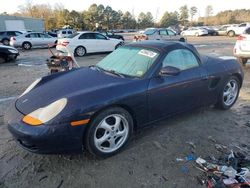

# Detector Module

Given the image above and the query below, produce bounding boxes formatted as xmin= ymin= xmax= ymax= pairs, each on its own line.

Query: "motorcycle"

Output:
xmin=46 ymin=45 xmax=80 ymax=74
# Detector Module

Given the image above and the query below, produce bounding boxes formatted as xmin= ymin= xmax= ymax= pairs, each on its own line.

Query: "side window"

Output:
xmin=62 ymin=31 xmax=66 ymax=34
xmin=40 ymin=33 xmax=51 ymax=38
xmin=68 ymin=31 xmax=73 ymax=34
xmin=239 ymin=24 xmax=246 ymax=27
xmin=95 ymin=33 xmax=107 ymax=39
xmin=15 ymin=31 xmax=22 ymax=36
xmin=162 ymin=49 xmax=199 ymax=70
xmin=28 ymin=33 xmax=40 ymax=38
xmin=79 ymin=33 xmax=95 ymax=39
xmin=167 ymin=29 xmax=176 ymax=36
xmin=159 ymin=30 xmax=168 ymax=35
xmin=7 ymin=31 xmax=15 ymax=36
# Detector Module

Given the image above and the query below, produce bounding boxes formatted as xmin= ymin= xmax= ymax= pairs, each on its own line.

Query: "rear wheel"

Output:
xmin=2 ymin=39 xmax=9 ymax=46
xmin=228 ymin=31 xmax=235 ymax=37
xmin=195 ymin=32 xmax=199 ymax=37
xmin=22 ymin=42 xmax=32 ymax=50
xmin=179 ymin=38 xmax=186 ymax=42
xmin=216 ymin=76 xmax=240 ymax=110
xmin=85 ymin=107 xmax=133 ymax=158
xmin=75 ymin=46 xmax=86 ymax=57
xmin=0 ymin=57 xmax=5 ymax=64
xmin=237 ymin=57 xmax=248 ymax=66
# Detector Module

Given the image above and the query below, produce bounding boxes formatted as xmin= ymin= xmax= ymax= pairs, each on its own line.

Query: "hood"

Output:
xmin=16 ymin=67 xmax=134 ymax=115
xmin=0 ymin=45 xmax=17 ymax=50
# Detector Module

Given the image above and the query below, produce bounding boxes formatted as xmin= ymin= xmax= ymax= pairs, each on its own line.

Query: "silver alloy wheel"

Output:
xmin=23 ymin=43 xmax=31 ymax=50
xmin=223 ymin=79 xmax=238 ymax=106
xmin=76 ymin=46 xmax=85 ymax=56
xmin=94 ymin=114 xmax=129 ymax=153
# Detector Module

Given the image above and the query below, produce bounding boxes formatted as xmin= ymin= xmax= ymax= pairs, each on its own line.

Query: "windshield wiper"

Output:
xmin=106 ymin=69 xmax=125 ymax=78
xmin=90 ymin=65 xmax=125 ymax=78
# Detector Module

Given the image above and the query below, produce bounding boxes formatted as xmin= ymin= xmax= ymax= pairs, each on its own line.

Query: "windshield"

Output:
xmin=67 ymin=33 xmax=79 ymax=38
xmin=144 ymin=29 xmax=157 ymax=35
xmin=96 ymin=46 xmax=159 ymax=78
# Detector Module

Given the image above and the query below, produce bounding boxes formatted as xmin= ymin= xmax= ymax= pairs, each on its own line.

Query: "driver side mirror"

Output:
xmin=106 ymin=36 xmax=110 ymax=40
xmin=160 ymin=66 xmax=180 ymax=76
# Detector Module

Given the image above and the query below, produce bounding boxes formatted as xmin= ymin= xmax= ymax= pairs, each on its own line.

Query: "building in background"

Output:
xmin=0 ymin=15 xmax=45 ymax=32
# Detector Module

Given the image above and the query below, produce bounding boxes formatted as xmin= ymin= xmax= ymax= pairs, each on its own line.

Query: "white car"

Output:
xmin=234 ymin=27 xmax=250 ymax=65
xmin=10 ymin=32 xmax=57 ymax=50
xmin=181 ymin=28 xmax=208 ymax=37
xmin=56 ymin=31 xmax=123 ymax=56
xmin=227 ymin=23 xmax=250 ymax=37
xmin=57 ymin=29 xmax=75 ymax=38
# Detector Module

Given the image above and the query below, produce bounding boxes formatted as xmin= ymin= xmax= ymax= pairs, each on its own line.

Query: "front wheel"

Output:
xmin=85 ymin=107 xmax=133 ymax=158
xmin=22 ymin=42 xmax=32 ymax=50
xmin=115 ymin=43 xmax=122 ymax=50
xmin=216 ymin=76 xmax=240 ymax=110
xmin=179 ymin=38 xmax=186 ymax=42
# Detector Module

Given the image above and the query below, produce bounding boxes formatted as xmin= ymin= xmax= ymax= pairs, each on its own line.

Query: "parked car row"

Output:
xmin=133 ymin=28 xmax=186 ymax=42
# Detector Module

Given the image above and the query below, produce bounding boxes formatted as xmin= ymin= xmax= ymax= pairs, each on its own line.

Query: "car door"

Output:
xmin=39 ymin=33 xmax=55 ymax=46
xmin=94 ymin=33 xmax=113 ymax=52
xmin=167 ymin=29 xmax=179 ymax=41
xmin=148 ymin=49 xmax=209 ymax=121
xmin=78 ymin=33 xmax=96 ymax=53
xmin=159 ymin=29 xmax=171 ymax=40
xmin=25 ymin=33 xmax=41 ymax=47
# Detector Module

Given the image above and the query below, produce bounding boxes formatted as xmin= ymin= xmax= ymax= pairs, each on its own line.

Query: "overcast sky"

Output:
xmin=1 ymin=0 xmax=249 ymax=20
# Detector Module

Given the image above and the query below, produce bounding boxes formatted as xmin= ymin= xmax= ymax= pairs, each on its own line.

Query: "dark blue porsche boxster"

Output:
xmin=6 ymin=41 xmax=244 ymax=158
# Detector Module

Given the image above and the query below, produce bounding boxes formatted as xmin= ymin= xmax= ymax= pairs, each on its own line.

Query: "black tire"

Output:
xmin=228 ymin=30 xmax=235 ymax=37
xmin=0 ymin=57 xmax=6 ymax=64
xmin=2 ymin=39 xmax=9 ymax=46
xmin=216 ymin=76 xmax=240 ymax=110
xmin=115 ymin=43 xmax=122 ymax=50
xmin=179 ymin=38 xmax=185 ymax=42
xmin=75 ymin=46 xmax=86 ymax=57
xmin=85 ymin=107 xmax=134 ymax=158
xmin=237 ymin=57 xmax=248 ymax=66
xmin=22 ymin=42 xmax=32 ymax=50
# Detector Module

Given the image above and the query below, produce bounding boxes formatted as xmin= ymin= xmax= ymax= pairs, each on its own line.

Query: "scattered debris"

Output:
xmin=215 ymin=144 xmax=227 ymax=152
xmin=194 ymin=151 xmax=250 ymax=188
xmin=176 ymin=154 xmax=197 ymax=162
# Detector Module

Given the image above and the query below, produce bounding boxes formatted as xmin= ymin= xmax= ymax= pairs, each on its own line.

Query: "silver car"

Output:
xmin=134 ymin=28 xmax=186 ymax=42
xmin=10 ymin=32 xmax=57 ymax=50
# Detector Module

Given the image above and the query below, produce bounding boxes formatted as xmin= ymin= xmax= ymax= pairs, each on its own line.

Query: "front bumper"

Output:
xmin=6 ymin=104 xmax=86 ymax=154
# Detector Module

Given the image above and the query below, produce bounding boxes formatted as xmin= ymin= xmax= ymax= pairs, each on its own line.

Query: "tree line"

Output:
xmin=3 ymin=1 xmax=250 ymax=31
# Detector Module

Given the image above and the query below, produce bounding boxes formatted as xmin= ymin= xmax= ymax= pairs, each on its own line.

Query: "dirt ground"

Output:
xmin=0 ymin=36 xmax=250 ymax=188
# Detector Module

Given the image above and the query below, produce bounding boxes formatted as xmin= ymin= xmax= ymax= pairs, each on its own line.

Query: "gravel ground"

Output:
xmin=0 ymin=36 xmax=250 ymax=188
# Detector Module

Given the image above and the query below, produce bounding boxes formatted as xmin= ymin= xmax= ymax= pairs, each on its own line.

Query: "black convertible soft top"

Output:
xmin=127 ymin=40 xmax=201 ymax=61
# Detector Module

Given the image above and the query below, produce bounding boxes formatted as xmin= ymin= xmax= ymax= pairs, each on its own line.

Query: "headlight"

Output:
xmin=22 ymin=98 xmax=67 ymax=126
xmin=19 ymin=78 xmax=42 ymax=97
xmin=8 ymin=49 xmax=18 ymax=53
